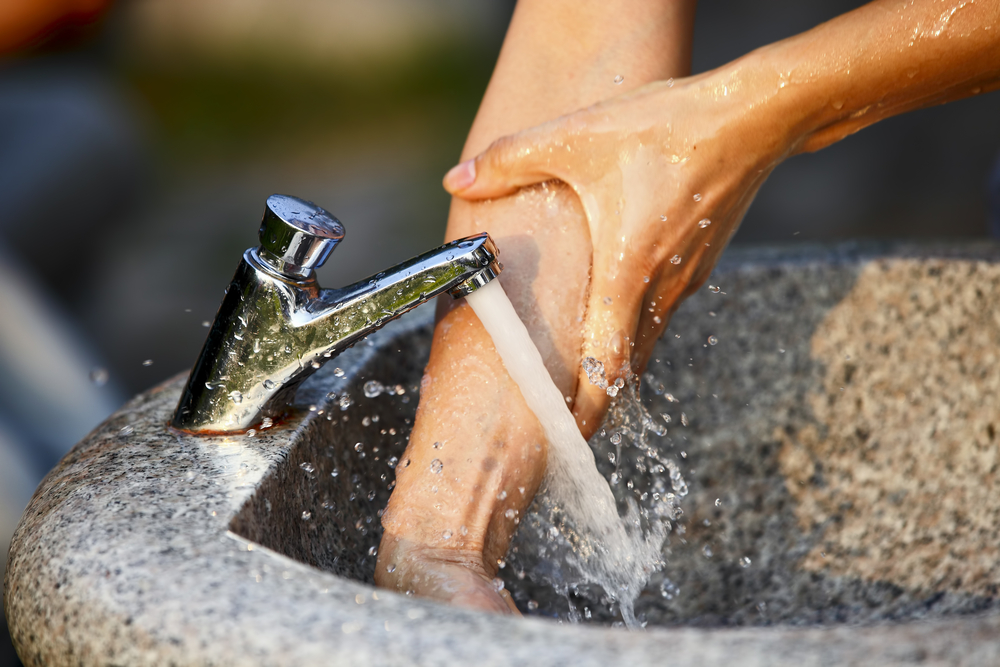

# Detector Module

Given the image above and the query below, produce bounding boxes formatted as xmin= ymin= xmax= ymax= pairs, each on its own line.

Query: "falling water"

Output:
xmin=466 ymin=280 xmax=668 ymax=626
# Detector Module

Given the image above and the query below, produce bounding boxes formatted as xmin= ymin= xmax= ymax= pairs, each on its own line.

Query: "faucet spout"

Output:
xmin=171 ymin=194 xmax=501 ymax=434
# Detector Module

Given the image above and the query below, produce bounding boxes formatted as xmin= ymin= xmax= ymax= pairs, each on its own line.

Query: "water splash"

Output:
xmin=466 ymin=280 xmax=684 ymax=626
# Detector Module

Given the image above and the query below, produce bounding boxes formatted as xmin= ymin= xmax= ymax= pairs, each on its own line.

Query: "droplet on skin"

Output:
xmin=442 ymin=529 xmax=452 ymax=540
xmin=497 ymin=490 xmax=507 ymax=500
xmin=698 ymin=219 xmax=711 ymax=228
xmin=660 ymin=214 xmax=667 ymax=221
xmin=603 ymin=296 xmax=612 ymax=305
xmin=708 ymin=335 xmax=718 ymax=346
xmin=386 ymin=564 xmax=396 ymax=573
xmin=670 ymin=255 xmax=682 ymax=265
xmin=432 ymin=441 xmax=442 ymax=449
xmin=666 ymin=78 xmax=674 ymax=88
xmin=430 ymin=458 xmax=443 ymax=474
xmin=610 ymin=432 xmax=622 ymax=445
xmin=715 ymin=498 xmax=722 ymax=507
xmin=492 ymin=578 xmax=505 ymax=592
xmin=302 ymin=511 xmax=312 ymax=520
xmin=693 ymin=193 xmax=702 ymax=202
xmin=614 ymin=74 xmax=624 ymax=85
xmin=606 ymin=385 xmax=619 ymax=397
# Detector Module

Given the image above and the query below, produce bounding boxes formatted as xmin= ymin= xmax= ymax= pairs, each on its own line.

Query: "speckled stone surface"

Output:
xmin=6 ymin=242 xmax=1000 ymax=666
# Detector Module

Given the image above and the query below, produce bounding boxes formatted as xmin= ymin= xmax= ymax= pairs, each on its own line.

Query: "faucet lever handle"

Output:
xmin=257 ymin=194 xmax=345 ymax=279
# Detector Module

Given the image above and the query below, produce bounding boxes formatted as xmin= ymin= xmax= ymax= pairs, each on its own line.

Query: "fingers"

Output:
xmin=443 ymin=126 xmax=566 ymax=200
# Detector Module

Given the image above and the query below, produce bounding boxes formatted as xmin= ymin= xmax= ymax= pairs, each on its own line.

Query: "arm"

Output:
xmin=444 ymin=0 xmax=1000 ymax=378
xmin=376 ymin=0 xmax=697 ymax=612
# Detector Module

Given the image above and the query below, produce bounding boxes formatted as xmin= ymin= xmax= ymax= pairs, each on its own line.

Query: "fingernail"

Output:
xmin=444 ymin=159 xmax=476 ymax=192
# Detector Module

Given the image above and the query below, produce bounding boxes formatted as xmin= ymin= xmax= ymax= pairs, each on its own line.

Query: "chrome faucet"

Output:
xmin=172 ymin=194 xmax=501 ymax=434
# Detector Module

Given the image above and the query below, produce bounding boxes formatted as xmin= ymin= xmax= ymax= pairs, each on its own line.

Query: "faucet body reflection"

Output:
xmin=172 ymin=194 xmax=501 ymax=433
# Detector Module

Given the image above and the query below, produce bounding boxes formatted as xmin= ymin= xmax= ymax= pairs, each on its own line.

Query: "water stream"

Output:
xmin=466 ymin=280 xmax=674 ymax=626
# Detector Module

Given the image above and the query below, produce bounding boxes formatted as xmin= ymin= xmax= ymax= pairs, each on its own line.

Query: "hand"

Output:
xmin=443 ymin=68 xmax=796 ymax=431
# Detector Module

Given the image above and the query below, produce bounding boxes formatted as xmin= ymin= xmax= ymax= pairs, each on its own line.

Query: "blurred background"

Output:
xmin=2 ymin=1 xmax=998 ymax=663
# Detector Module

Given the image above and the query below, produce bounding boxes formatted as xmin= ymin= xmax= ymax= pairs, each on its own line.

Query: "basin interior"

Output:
xmin=230 ymin=247 xmax=1000 ymax=628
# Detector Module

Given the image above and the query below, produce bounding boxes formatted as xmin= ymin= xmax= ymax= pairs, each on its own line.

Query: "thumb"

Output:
xmin=443 ymin=126 xmax=566 ymax=200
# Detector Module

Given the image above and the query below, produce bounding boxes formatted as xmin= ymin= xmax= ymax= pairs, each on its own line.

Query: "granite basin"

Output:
xmin=5 ymin=242 xmax=1000 ymax=666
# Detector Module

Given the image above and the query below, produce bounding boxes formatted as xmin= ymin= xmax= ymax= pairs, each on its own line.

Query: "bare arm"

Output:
xmin=376 ymin=0 xmax=697 ymax=612
xmin=444 ymin=0 xmax=1000 ymax=378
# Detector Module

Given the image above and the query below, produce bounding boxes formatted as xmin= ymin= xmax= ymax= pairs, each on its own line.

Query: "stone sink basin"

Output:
xmin=5 ymin=243 xmax=1000 ymax=665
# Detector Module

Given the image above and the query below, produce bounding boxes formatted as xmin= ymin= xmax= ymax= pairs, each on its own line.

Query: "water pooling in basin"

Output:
xmin=466 ymin=280 xmax=683 ymax=626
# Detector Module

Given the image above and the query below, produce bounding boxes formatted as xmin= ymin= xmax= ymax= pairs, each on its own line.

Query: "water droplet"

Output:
xmin=661 ymin=413 xmax=672 ymax=424
xmin=330 ymin=468 xmax=340 ymax=477
xmin=693 ymin=193 xmax=702 ymax=202
xmin=497 ymin=558 xmax=506 ymax=569
xmin=666 ymin=78 xmax=674 ymax=87
xmin=698 ymin=218 xmax=712 ymax=228
xmin=708 ymin=335 xmax=718 ymax=346
xmin=606 ymin=385 xmax=619 ymax=397
xmin=302 ymin=511 xmax=312 ymax=520
xmin=703 ymin=545 xmax=713 ymax=558
xmin=333 ymin=367 xmax=345 ymax=378
xmin=660 ymin=578 xmax=678 ymax=599
xmin=246 ymin=429 xmax=256 ymax=438
xmin=364 ymin=380 xmax=384 ymax=398
xmin=442 ymin=529 xmax=452 ymax=540
xmin=497 ymin=490 xmax=507 ymax=500
xmin=603 ymin=296 xmax=612 ymax=305
xmin=527 ymin=600 xmax=539 ymax=611
xmin=708 ymin=285 xmax=720 ymax=293
xmin=670 ymin=255 xmax=682 ymax=265
xmin=262 ymin=379 xmax=276 ymax=391
xmin=582 ymin=357 xmax=608 ymax=389
xmin=715 ymin=498 xmax=722 ymax=507
xmin=492 ymin=577 xmax=505 ymax=592
xmin=681 ymin=412 xmax=689 ymax=426
xmin=660 ymin=214 xmax=667 ymax=221
xmin=613 ymin=74 xmax=624 ymax=85
xmin=229 ymin=390 xmax=243 ymax=404
xmin=665 ymin=393 xmax=678 ymax=403
xmin=261 ymin=417 xmax=273 ymax=429
xmin=610 ymin=432 xmax=622 ymax=445
xmin=432 ymin=441 xmax=442 ymax=449
xmin=643 ymin=276 xmax=650 ymax=283
xmin=89 ymin=367 xmax=109 ymax=387
xmin=653 ymin=316 xmax=662 ymax=324
xmin=614 ymin=377 xmax=624 ymax=388
xmin=430 ymin=459 xmax=443 ymax=474
xmin=740 ymin=556 xmax=752 ymax=568
xmin=119 ymin=424 xmax=134 ymax=436
xmin=142 ymin=359 xmax=154 ymax=367
xmin=202 ymin=320 xmax=211 ymax=328
xmin=504 ymin=509 xmax=516 ymax=519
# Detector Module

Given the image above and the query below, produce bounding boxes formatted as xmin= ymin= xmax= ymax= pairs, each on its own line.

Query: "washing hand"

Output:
xmin=377 ymin=0 xmax=1000 ymax=615
xmin=443 ymin=71 xmax=793 ymax=427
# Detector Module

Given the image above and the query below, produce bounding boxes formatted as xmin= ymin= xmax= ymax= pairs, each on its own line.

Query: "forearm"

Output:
xmin=737 ymin=0 xmax=1000 ymax=155
xmin=379 ymin=1 xmax=697 ymax=604
xmin=457 ymin=0 xmax=697 ymax=168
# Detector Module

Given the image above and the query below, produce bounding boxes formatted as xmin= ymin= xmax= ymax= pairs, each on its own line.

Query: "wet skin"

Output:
xmin=379 ymin=0 xmax=1000 ymax=612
